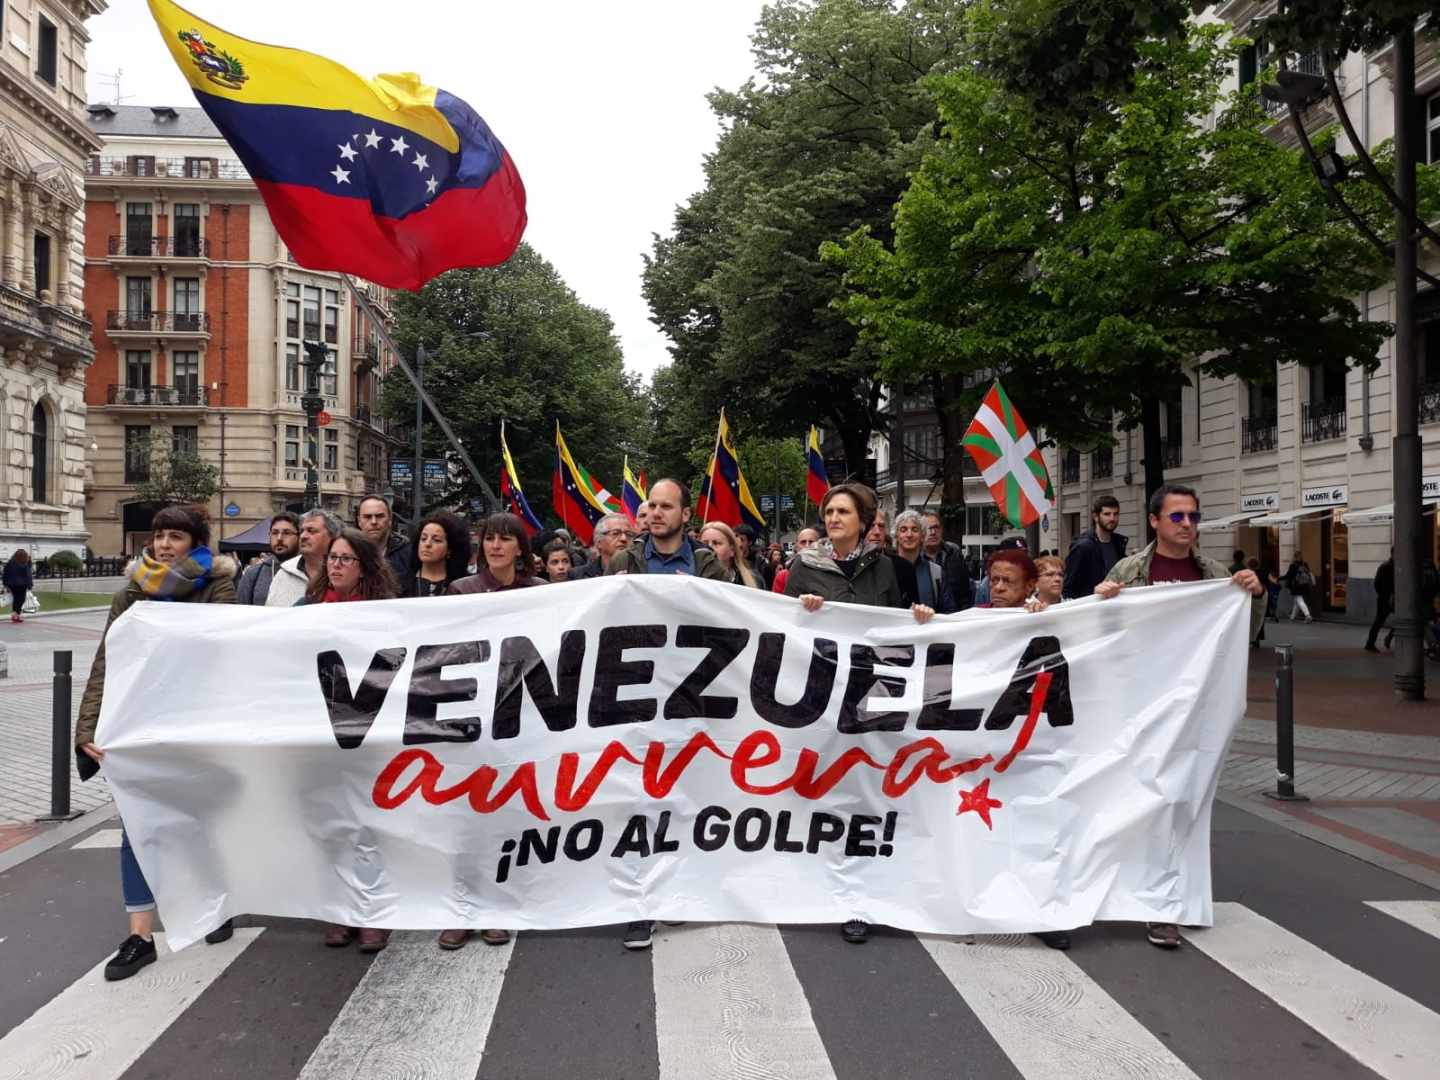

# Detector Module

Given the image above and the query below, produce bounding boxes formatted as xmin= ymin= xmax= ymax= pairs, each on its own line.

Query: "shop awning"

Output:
xmin=1196 ymin=511 xmax=1266 ymax=533
xmin=1247 ymin=506 xmax=1336 ymax=527
xmin=1340 ymin=502 xmax=1439 ymax=526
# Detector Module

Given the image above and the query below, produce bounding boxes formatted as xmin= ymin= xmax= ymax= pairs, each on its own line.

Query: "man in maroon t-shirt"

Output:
xmin=1085 ymin=483 xmax=1263 ymax=953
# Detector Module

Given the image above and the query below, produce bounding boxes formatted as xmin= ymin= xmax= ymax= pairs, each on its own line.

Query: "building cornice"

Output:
xmin=0 ymin=60 xmax=103 ymax=155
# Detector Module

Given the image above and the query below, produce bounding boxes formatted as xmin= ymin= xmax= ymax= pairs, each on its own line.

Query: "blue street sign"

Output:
xmin=224 ymin=502 xmax=241 ymax=518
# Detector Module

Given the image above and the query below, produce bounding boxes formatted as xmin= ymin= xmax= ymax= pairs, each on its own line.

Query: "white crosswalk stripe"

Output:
xmin=297 ymin=930 xmax=512 ymax=1080
xmin=0 ymin=928 xmax=262 ymax=1080
xmin=1366 ymin=900 xmax=1440 ymax=942
xmin=918 ymin=932 xmax=1200 ymax=1080
xmin=653 ymin=922 xmax=836 ymax=1080
xmin=69 ymin=829 xmax=123 ymax=850
xmin=1187 ymin=902 xmax=1440 ymax=1080
xmin=3 ymin=904 xmax=1438 ymax=1080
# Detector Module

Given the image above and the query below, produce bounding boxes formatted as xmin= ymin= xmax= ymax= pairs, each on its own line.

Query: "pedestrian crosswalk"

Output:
xmin=1 ymin=902 xmax=1438 ymax=1080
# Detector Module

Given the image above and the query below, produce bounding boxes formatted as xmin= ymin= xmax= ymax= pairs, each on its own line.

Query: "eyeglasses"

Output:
xmin=326 ymin=553 xmax=359 ymax=566
xmin=602 ymin=528 xmax=633 ymax=538
xmin=1166 ymin=511 xmax=1203 ymax=525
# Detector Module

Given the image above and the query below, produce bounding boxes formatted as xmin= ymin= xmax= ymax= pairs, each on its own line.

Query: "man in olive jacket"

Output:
xmin=606 ymin=478 xmax=730 ymax=581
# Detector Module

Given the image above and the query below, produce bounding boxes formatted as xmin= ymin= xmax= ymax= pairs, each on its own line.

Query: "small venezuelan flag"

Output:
xmin=552 ymin=425 xmax=617 ymax=546
xmin=499 ymin=421 xmax=542 ymax=537
xmin=805 ymin=426 xmax=829 ymax=507
xmin=697 ymin=409 xmax=766 ymax=531
xmin=148 ymin=0 xmax=526 ymax=290
xmin=621 ymin=458 xmax=648 ymax=526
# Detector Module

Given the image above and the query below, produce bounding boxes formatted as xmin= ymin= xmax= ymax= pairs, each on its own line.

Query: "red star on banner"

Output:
xmin=956 ymin=778 xmax=1003 ymax=830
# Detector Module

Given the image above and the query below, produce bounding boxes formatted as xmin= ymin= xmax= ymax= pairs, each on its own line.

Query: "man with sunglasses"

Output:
xmin=1092 ymin=482 xmax=1263 ymax=951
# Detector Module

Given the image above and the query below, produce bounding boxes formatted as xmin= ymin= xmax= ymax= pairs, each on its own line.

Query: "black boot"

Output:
xmin=204 ymin=918 xmax=234 ymax=945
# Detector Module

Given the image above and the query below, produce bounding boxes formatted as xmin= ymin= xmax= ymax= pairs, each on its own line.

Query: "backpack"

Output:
xmin=1293 ymin=565 xmax=1314 ymax=589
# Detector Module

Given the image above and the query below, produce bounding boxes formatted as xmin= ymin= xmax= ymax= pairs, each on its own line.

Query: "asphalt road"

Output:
xmin=1 ymin=800 xmax=1437 ymax=1080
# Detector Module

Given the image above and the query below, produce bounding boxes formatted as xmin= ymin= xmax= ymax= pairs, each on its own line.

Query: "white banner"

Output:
xmin=97 ymin=576 xmax=1251 ymax=949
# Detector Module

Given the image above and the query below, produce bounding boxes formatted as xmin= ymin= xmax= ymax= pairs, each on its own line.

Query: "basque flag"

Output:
xmin=499 ymin=421 xmax=542 ymax=537
xmin=697 ymin=409 xmax=767 ymax=531
xmin=806 ymin=425 xmax=829 ymax=506
xmin=621 ymin=458 xmax=648 ymax=526
xmin=552 ymin=425 xmax=613 ymax=546
xmin=148 ymin=0 xmax=525 ymax=291
xmin=962 ymin=381 xmax=1054 ymax=528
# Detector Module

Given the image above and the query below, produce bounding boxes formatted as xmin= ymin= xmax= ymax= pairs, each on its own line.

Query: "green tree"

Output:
xmin=382 ymin=245 xmax=648 ymax=523
xmin=644 ymin=0 xmax=967 ymax=474
xmin=827 ymin=10 xmax=1392 ymax=524
xmin=131 ymin=432 xmax=220 ymax=507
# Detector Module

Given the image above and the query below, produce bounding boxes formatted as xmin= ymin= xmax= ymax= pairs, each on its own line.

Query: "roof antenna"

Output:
xmin=101 ymin=69 xmax=131 ymax=107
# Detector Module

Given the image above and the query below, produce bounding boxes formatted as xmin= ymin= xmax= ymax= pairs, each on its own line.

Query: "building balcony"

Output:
xmin=0 ymin=285 xmax=94 ymax=364
xmin=352 ymin=339 xmax=378 ymax=371
xmin=106 ymin=384 xmax=210 ymax=408
xmin=107 ymin=235 xmax=211 ymax=261
xmin=1301 ymin=399 xmax=1347 ymax=443
xmin=1241 ymin=415 xmax=1278 ymax=454
xmin=105 ymin=310 xmax=212 ymax=338
xmin=87 ymin=156 xmax=250 ymax=182
xmin=1421 ymin=383 xmax=1440 ymax=425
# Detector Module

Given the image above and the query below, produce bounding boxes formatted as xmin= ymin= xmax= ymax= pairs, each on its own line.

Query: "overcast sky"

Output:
xmin=86 ymin=0 xmax=771 ymax=380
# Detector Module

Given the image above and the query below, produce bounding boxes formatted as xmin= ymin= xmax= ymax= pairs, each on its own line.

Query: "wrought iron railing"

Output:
xmin=1241 ymin=415 xmax=1278 ymax=454
xmin=105 ymin=310 xmax=211 ymax=333
xmin=1301 ymin=399 xmax=1347 ymax=443
xmin=107 ymin=384 xmax=209 ymax=407
xmin=1091 ymin=446 xmax=1113 ymax=479
xmin=108 ymin=235 xmax=210 ymax=258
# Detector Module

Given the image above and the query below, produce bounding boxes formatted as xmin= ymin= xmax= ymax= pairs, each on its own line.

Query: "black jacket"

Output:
xmin=928 ymin=539 xmax=973 ymax=611
xmin=3 ymin=559 xmax=33 ymax=591
xmin=1063 ymin=528 xmax=1129 ymax=600
xmin=384 ymin=531 xmax=413 ymax=581
xmin=1374 ymin=559 xmax=1395 ymax=602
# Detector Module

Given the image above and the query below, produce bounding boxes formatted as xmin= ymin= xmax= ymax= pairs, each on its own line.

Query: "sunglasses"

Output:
xmin=1165 ymin=511 xmax=1202 ymax=525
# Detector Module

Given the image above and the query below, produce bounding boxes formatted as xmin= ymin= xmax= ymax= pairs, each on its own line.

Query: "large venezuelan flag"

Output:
xmin=552 ymin=425 xmax=615 ymax=546
xmin=148 ymin=0 xmax=526 ymax=290
xmin=499 ymin=421 xmax=542 ymax=537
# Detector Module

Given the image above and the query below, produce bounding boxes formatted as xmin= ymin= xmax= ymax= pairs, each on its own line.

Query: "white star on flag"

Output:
xmin=412 ymin=153 xmax=429 ymax=172
xmin=390 ymin=136 xmax=409 ymax=155
xmin=425 ymin=176 xmax=438 ymax=195
xmin=363 ymin=129 xmax=382 ymax=149
xmin=338 ymin=143 xmax=357 ymax=161
xmin=330 ymin=165 xmax=351 ymax=185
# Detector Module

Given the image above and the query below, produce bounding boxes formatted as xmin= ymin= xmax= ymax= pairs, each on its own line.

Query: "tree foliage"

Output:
xmin=826 ymin=9 xmax=1393 ymax=511
xmin=383 ymin=245 xmax=648 ymax=523
xmin=1262 ymin=1 xmax=1440 ymax=54
xmin=644 ymin=0 xmax=967 ymax=476
xmin=131 ymin=432 xmax=221 ymax=508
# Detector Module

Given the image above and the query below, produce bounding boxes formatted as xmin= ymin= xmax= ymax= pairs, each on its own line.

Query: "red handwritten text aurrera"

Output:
xmin=371 ymin=730 xmax=995 ymax=822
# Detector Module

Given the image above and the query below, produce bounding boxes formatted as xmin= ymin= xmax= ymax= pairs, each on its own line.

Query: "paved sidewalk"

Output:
xmin=0 ymin=610 xmax=109 ymax=845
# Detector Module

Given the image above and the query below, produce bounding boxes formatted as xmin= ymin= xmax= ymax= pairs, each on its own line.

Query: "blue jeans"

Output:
xmin=120 ymin=828 xmax=156 ymax=913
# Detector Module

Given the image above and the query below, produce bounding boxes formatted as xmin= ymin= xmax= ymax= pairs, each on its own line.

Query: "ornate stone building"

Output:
xmin=0 ymin=0 xmax=105 ymax=559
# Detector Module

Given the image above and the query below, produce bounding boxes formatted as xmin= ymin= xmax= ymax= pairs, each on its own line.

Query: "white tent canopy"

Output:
xmin=1196 ymin=511 xmax=1266 ymax=533
xmin=1248 ymin=507 xmax=1334 ymax=528
xmin=1341 ymin=502 xmax=1438 ymax=526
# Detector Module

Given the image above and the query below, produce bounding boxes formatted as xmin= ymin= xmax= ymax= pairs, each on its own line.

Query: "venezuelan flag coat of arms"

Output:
xmin=149 ymin=0 xmax=526 ymax=290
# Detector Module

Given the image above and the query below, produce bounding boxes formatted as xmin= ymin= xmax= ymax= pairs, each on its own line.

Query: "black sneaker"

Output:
xmin=104 ymin=934 xmax=157 ymax=981
xmin=1035 ymin=930 xmax=1071 ymax=950
xmin=841 ymin=920 xmax=869 ymax=944
xmin=204 ymin=919 xmax=234 ymax=945
xmin=624 ymin=920 xmax=654 ymax=950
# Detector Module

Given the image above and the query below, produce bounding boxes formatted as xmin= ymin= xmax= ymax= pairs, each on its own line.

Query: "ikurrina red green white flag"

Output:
xmin=962 ymin=381 xmax=1054 ymax=528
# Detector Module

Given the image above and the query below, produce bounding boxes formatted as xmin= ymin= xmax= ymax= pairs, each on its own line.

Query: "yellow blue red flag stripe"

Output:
xmin=697 ymin=410 xmax=766 ymax=530
xmin=806 ymin=425 xmax=829 ymax=506
xmin=552 ymin=425 xmax=615 ymax=546
xmin=147 ymin=0 xmax=525 ymax=290
xmin=499 ymin=421 xmax=542 ymax=536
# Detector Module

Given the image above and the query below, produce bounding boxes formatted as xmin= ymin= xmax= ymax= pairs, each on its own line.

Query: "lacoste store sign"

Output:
xmin=1240 ymin=493 xmax=1278 ymax=513
xmin=1300 ymin=485 xmax=1347 ymax=508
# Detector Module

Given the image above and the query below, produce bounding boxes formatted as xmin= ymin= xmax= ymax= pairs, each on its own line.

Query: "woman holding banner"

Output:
xmin=74 ymin=506 xmax=238 ymax=982
xmin=785 ymin=483 xmax=934 ymax=944
xmin=449 ymin=513 xmax=546 ymax=596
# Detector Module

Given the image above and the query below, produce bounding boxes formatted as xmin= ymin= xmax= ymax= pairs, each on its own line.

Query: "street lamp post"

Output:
xmin=1264 ymin=42 xmax=1427 ymax=700
xmin=300 ymin=341 xmax=328 ymax=511
xmin=413 ymin=344 xmax=425 ymax=527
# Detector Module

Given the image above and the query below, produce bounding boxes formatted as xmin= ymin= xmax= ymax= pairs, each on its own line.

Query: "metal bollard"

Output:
xmin=37 ymin=650 xmax=81 ymax=821
xmin=1263 ymin=644 xmax=1308 ymax=802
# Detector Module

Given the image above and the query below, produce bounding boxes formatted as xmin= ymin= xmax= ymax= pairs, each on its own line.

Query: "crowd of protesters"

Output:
xmin=72 ymin=479 xmax=1271 ymax=981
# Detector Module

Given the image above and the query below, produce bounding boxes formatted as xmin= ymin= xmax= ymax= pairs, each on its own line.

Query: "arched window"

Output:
xmin=31 ymin=402 xmax=48 ymax=503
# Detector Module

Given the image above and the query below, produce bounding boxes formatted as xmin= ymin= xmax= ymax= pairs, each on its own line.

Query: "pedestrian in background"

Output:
xmin=570 ymin=514 xmax=634 ymax=579
xmin=865 ymin=507 xmax=890 ymax=551
xmin=1282 ymin=551 xmax=1316 ymax=623
xmin=74 ymin=506 xmax=237 ymax=981
xmin=700 ymin=522 xmax=761 ymax=587
xmin=1063 ymin=495 xmax=1127 ymax=599
xmin=921 ymin=509 xmax=973 ymax=611
xmin=236 ymin=513 xmax=300 ymax=605
xmin=406 ymin=511 xmax=472 ymax=597
xmin=1365 ymin=549 xmax=1394 ymax=653
xmin=266 ymin=510 xmax=340 ymax=608
xmin=355 ymin=494 xmax=412 ymax=580
xmin=4 ymin=547 xmax=33 ymax=623
xmin=772 ymin=527 xmax=819 ymax=595
xmin=891 ymin=509 xmax=949 ymax=611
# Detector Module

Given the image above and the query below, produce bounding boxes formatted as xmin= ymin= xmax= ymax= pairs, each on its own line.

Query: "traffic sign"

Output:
xmin=316 ymin=411 xmax=332 ymax=427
